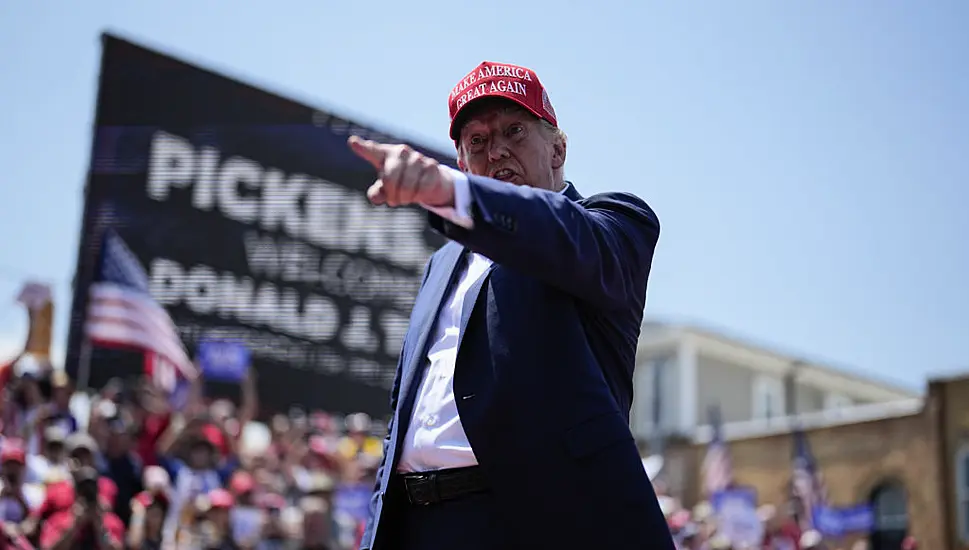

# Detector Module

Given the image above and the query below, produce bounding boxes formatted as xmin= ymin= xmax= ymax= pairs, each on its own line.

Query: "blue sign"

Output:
xmin=711 ymin=486 xmax=757 ymax=511
xmin=813 ymin=504 xmax=875 ymax=537
xmin=711 ymin=487 xmax=763 ymax=547
xmin=333 ymin=483 xmax=372 ymax=522
xmin=198 ymin=340 xmax=250 ymax=382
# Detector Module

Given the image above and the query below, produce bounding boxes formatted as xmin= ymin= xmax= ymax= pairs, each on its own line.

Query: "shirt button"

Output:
xmin=426 ymin=415 xmax=438 ymax=427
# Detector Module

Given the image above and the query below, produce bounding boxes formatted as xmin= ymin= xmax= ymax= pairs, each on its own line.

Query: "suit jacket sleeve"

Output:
xmin=360 ymin=254 xmax=435 ymax=549
xmin=429 ymin=174 xmax=660 ymax=309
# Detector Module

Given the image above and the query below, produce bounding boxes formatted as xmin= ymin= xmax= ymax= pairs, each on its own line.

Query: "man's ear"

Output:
xmin=551 ymin=136 xmax=567 ymax=170
xmin=456 ymin=156 xmax=468 ymax=171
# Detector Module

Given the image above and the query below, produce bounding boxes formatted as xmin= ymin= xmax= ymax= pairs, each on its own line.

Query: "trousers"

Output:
xmin=383 ymin=489 xmax=508 ymax=550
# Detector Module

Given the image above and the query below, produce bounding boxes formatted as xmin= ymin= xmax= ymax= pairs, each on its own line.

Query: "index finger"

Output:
xmin=347 ymin=136 xmax=389 ymax=170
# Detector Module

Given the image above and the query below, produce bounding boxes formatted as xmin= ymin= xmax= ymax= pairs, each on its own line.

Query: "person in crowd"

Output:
xmin=11 ymin=370 xmax=48 ymax=454
xmin=0 ymin=443 xmax=35 ymax=549
xmin=267 ymin=415 xmax=293 ymax=468
xmin=349 ymin=60 xmax=667 ymax=550
xmin=157 ymin=417 xmax=236 ymax=543
xmin=254 ymin=493 xmax=289 ymax=550
xmin=185 ymin=488 xmax=237 ymax=550
xmin=336 ymin=414 xmax=380 ymax=465
xmin=126 ymin=381 xmax=173 ymax=469
xmin=799 ymin=530 xmax=826 ymax=550
xmin=126 ymin=489 xmax=168 ymax=550
xmin=45 ymin=372 xmax=79 ymax=437
xmin=39 ymin=466 xmax=124 ymax=550
xmin=302 ymin=500 xmax=333 ymax=550
xmin=761 ymin=503 xmax=800 ymax=550
xmin=65 ymin=432 xmax=100 ymax=471
xmin=94 ymin=416 xmax=143 ymax=526
xmin=310 ymin=413 xmax=339 ymax=445
xmin=127 ymin=466 xmax=171 ymax=550
xmin=0 ymin=445 xmax=30 ymax=522
xmin=25 ymin=426 xmax=69 ymax=485
xmin=228 ymin=471 xmax=263 ymax=548
xmin=300 ymin=476 xmax=335 ymax=550
xmin=289 ymin=435 xmax=338 ymax=500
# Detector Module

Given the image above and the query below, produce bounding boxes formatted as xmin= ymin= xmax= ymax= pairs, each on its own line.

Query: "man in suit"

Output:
xmin=349 ymin=61 xmax=674 ymax=550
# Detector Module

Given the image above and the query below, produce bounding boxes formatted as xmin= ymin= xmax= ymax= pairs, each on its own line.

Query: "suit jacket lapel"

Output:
xmin=395 ymin=244 xmax=466 ymax=439
xmin=455 ymin=257 xmax=496 ymax=353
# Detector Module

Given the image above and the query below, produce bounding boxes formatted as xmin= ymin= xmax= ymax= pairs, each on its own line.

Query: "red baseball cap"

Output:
xmin=229 ymin=471 xmax=255 ymax=495
xmin=1 ymin=444 xmax=25 ymax=464
xmin=208 ymin=488 xmax=235 ymax=509
xmin=448 ymin=61 xmax=558 ymax=141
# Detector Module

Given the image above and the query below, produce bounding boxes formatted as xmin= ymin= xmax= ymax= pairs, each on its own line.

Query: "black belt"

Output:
xmin=396 ymin=466 xmax=489 ymax=506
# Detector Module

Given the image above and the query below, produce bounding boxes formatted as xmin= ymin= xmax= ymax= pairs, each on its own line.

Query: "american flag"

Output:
xmin=85 ymin=230 xmax=196 ymax=393
xmin=702 ymin=405 xmax=733 ymax=496
xmin=791 ymin=426 xmax=828 ymax=530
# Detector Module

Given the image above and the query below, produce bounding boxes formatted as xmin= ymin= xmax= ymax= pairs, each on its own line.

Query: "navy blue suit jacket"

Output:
xmin=362 ymin=174 xmax=674 ymax=550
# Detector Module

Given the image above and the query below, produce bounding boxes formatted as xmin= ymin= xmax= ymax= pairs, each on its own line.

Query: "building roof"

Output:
xmin=638 ymin=318 xmax=921 ymax=401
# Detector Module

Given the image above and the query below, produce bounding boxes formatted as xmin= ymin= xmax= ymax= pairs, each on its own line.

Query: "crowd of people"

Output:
xmin=0 ymin=352 xmax=921 ymax=550
xmin=0 ymin=353 xmax=384 ymax=550
xmin=654 ymin=485 xmax=919 ymax=550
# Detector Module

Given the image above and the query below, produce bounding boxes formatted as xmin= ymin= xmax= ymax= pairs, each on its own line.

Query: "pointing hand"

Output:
xmin=348 ymin=136 xmax=456 ymax=208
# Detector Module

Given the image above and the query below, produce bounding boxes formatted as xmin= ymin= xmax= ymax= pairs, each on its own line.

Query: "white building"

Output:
xmin=630 ymin=321 xmax=921 ymax=443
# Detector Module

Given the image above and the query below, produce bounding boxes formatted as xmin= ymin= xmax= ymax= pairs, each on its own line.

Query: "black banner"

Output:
xmin=65 ymin=34 xmax=450 ymax=417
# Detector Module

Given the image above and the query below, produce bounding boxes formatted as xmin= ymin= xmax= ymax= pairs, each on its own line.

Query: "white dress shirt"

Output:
xmin=396 ymin=169 xmax=565 ymax=473
xmin=397 ymin=168 xmax=479 ymax=473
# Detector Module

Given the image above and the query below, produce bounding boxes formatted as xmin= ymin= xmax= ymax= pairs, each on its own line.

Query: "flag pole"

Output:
xmin=76 ymin=337 xmax=93 ymax=393
xmin=76 ymin=221 xmax=108 ymax=395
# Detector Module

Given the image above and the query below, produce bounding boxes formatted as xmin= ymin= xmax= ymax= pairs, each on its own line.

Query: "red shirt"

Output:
xmin=39 ymin=510 xmax=124 ymax=550
xmin=136 ymin=413 xmax=171 ymax=467
xmin=764 ymin=522 xmax=802 ymax=550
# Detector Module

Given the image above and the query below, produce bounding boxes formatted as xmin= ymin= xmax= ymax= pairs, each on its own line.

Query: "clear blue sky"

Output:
xmin=0 ymin=1 xmax=966 ymax=389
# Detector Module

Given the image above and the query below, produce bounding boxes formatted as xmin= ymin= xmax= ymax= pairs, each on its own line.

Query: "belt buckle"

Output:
xmin=407 ymin=473 xmax=439 ymax=506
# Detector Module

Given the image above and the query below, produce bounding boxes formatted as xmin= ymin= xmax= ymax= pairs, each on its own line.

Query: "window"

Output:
xmin=958 ymin=445 xmax=969 ymax=542
xmin=752 ymin=376 xmax=785 ymax=420
xmin=824 ymin=392 xmax=854 ymax=411
xmin=870 ymin=481 xmax=909 ymax=550
xmin=634 ymin=357 xmax=672 ymax=438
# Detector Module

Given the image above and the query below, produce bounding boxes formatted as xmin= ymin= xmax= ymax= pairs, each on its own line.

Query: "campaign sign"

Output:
xmin=712 ymin=487 xmax=764 ymax=548
xmin=198 ymin=340 xmax=250 ymax=382
xmin=333 ymin=482 xmax=372 ymax=523
xmin=813 ymin=504 xmax=875 ymax=537
xmin=64 ymin=34 xmax=451 ymax=415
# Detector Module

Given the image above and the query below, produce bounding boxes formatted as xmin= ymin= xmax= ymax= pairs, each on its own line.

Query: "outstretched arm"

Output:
xmin=428 ymin=172 xmax=659 ymax=309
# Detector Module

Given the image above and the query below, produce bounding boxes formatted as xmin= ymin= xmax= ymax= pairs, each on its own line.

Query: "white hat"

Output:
xmin=143 ymin=466 xmax=171 ymax=491
xmin=800 ymin=529 xmax=823 ymax=548
xmin=65 ymin=432 xmax=100 ymax=455
xmin=693 ymin=501 xmax=714 ymax=522
xmin=757 ymin=504 xmax=777 ymax=522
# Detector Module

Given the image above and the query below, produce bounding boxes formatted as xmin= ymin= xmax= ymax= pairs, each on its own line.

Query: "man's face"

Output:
xmin=52 ymin=386 xmax=71 ymax=407
xmin=46 ymin=441 xmax=65 ymax=462
xmin=71 ymin=448 xmax=96 ymax=469
xmin=189 ymin=443 xmax=213 ymax=470
xmin=1 ymin=461 xmax=23 ymax=485
xmin=457 ymin=101 xmax=564 ymax=192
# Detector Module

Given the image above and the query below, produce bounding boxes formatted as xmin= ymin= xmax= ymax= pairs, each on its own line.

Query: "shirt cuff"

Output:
xmin=421 ymin=166 xmax=474 ymax=229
